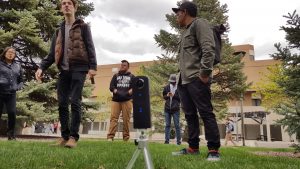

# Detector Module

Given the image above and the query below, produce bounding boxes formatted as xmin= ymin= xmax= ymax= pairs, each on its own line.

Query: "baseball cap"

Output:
xmin=168 ymin=74 xmax=177 ymax=83
xmin=172 ymin=1 xmax=197 ymax=16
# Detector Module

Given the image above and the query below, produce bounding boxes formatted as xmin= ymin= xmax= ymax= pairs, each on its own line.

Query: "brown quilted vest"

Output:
xmin=54 ymin=23 xmax=88 ymax=66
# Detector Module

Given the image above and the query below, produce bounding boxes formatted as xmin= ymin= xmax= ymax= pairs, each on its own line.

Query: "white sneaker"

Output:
xmin=107 ymin=138 xmax=114 ymax=142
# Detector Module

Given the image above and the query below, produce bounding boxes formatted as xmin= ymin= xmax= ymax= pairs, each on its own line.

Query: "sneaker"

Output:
xmin=107 ymin=138 xmax=114 ymax=142
xmin=50 ymin=138 xmax=67 ymax=146
xmin=172 ymin=147 xmax=200 ymax=156
xmin=65 ymin=137 xmax=77 ymax=148
xmin=207 ymin=150 xmax=220 ymax=161
xmin=164 ymin=141 xmax=169 ymax=144
xmin=8 ymin=136 xmax=16 ymax=141
xmin=177 ymin=142 xmax=181 ymax=145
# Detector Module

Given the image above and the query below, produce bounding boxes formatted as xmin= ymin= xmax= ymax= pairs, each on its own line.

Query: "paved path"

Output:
xmin=0 ymin=133 xmax=298 ymax=148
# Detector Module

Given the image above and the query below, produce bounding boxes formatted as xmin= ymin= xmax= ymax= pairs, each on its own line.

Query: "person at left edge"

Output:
xmin=0 ymin=47 xmax=23 ymax=140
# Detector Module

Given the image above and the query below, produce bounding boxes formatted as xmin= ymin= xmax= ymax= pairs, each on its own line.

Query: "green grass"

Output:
xmin=0 ymin=139 xmax=299 ymax=169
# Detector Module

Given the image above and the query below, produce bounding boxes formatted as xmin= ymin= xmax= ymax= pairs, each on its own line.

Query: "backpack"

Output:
xmin=228 ymin=122 xmax=234 ymax=132
xmin=230 ymin=123 xmax=234 ymax=132
xmin=212 ymin=24 xmax=226 ymax=65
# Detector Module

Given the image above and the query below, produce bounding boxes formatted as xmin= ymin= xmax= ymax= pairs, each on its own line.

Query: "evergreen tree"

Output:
xmin=16 ymin=80 xmax=100 ymax=123
xmin=271 ymin=10 xmax=300 ymax=143
xmin=142 ymin=0 xmax=248 ymax=132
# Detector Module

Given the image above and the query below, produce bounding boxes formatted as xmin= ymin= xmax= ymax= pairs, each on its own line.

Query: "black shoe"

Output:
xmin=207 ymin=150 xmax=220 ymax=161
xmin=8 ymin=136 xmax=16 ymax=141
xmin=164 ymin=141 xmax=169 ymax=144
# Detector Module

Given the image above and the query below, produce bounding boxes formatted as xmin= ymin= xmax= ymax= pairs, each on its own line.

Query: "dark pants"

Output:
xmin=178 ymin=78 xmax=220 ymax=150
xmin=0 ymin=93 xmax=16 ymax=138
xmin=57 ymin=71 xmax=86 ymax=141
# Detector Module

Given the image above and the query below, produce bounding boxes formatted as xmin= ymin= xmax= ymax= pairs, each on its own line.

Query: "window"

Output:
xmin=252 ymin=99 xmax=261 ymax=106
xmin=100 ymin=122 xmax=107 ymax=131
xmin=112 ymin=68 xmax=119 ymax=74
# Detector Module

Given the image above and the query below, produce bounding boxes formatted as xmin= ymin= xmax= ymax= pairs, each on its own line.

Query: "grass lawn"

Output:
xmin=0 ymin=139 xmax=299 ymax=169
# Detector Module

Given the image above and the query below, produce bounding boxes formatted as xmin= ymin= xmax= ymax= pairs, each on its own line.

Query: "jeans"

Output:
xmin=57 ymin=71 xmax=86 ymax=141
xmin=0 ymin=93 xmax=16 ymax=137
xmin=178 ymin=78 xmax=220 ymax=150
xmin=165 ymin=111 xmax=181 ymax=144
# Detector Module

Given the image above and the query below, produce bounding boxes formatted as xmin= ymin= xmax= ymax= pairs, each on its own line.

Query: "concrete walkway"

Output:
xmin=0 ymin=133 xmax=297 ymax=149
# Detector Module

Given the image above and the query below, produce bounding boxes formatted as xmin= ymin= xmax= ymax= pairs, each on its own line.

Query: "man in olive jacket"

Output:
xmin=35 ymin=0 xmax=97 ymax=148
xmin=171 ymin=1 xmax=220 ymax=161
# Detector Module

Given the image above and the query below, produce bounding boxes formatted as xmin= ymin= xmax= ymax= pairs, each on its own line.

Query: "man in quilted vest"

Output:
xmin=35 ymin=0 xmax=97 ymax=148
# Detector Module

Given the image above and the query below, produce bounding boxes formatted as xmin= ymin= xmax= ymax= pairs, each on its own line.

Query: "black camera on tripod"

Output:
xmin=132 ymin=76 xmax=151 ymax=129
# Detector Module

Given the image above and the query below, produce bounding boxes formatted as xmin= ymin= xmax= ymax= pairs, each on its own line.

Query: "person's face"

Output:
xmin=60 ymin=0 xmax=76 ymax=17
xmin=5 ymin=48 xmax=16 ymax=61
xmin=176 ymin=10 xmax=186 ymax=27
xmin=120 ymin=62 xmax=129 ymax=72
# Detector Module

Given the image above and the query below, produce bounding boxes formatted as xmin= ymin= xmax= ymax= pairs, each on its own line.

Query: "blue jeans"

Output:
xmin=165 ymin=111 xmax=181 ymax=144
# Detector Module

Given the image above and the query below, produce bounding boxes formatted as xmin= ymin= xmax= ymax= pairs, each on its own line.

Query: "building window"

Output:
xmin=252 ymin=99 xmax=261 ymax=106
xmin=100 ymin=122 xmax=107 ymax=131
xmin=112 ymin=68 xmax=119 ymax=74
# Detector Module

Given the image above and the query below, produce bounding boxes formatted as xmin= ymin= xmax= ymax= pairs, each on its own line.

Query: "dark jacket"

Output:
xmin=163 ymin=84 xmax=180 ymax=113
xmin=110 ymin=71 xmax=135 ymax=102
xmin=0 ymin=60 xmax=23 ymax=94
xmin=39 ymin=19 xmax=97 ymax=72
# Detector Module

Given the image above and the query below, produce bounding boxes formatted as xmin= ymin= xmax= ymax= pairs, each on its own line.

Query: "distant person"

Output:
xmin=224 ymin=118 xmax=237 ymax=146
xmin=163 ymin=74 xmax=181 ymax=145
xmin=171 ymin=2 xmax=221 ymax=161
xmin=107 ymin=60 xmax=135 ymax=141
xmin=53 ymin=121 xmax=58 ymax=134
xmin=0 ymin=47 xmax=23 ymax=140
xmin=35 ymin=0 xmax=97 ymax=148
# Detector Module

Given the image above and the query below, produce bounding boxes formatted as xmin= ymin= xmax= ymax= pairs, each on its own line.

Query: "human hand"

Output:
xmin=128 ymin=89 xmax=132 ymax=95
xmin=88 ymin=69 xmax=97 ymax=79
xmin=167 ymin=92 xmax=173 ymax=97
xmin=35 ymin=69 xmax=43 ymax=82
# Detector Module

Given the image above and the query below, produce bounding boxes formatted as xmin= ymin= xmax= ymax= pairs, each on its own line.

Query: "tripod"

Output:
xmin=126 ymin=131 xmax=154 ymax=169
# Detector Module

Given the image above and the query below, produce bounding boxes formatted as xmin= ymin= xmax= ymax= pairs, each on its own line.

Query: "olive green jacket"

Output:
xmin=178 ymin=18 xmax=215 ymax=84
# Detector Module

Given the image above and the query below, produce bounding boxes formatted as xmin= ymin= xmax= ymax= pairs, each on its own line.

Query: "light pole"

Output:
xmin=233 ymin=51 xmax=246 ymax=146
xmin=240 ymin=93 xmax=245 ymax=146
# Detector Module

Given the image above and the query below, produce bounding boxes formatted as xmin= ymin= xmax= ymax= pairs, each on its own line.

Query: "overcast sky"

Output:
xmin=84 ymin=0 xmax=300 ymax=65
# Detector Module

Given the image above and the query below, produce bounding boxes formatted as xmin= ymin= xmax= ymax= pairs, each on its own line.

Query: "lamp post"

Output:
xmin=233 ymin=50 xmax=247 ymax=146
xmin=240 ymin=93 xmax=246 ymax=146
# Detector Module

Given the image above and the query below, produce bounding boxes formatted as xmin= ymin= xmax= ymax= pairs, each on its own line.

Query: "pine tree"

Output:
xmin=271 ymin=10 xmax=300 ymax=144
xmin=141 ymin=0 xmax=248 ymax=132
xmin=15 ymin=80 xmax=100 ymax=123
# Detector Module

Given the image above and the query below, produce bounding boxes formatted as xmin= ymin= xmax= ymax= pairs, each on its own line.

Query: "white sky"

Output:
xmin=84 ymin=0 xmax=300 ymax=65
